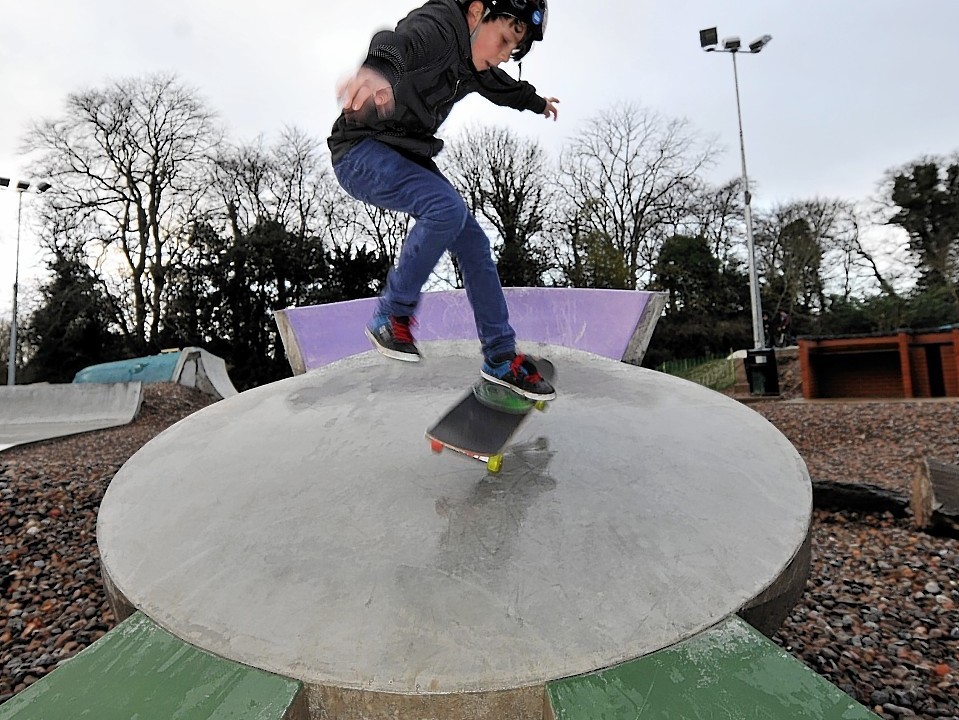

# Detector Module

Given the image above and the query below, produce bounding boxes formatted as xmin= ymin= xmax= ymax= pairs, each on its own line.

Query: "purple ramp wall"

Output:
xmin=274 ymin=288 xmax=665 ymax=374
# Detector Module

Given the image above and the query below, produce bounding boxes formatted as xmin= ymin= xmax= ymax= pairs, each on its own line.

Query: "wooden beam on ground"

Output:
xmin=912 ymin=458 xmax=959 ymax=533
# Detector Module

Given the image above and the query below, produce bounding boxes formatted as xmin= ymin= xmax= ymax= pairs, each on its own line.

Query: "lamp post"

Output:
xmin=699 ymin=27 xmax=772 ymax=350
xmin=2 ymin=177 xmax=52 ymax=385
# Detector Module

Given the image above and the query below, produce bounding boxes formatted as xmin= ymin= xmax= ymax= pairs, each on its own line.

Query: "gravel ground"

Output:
xmin=753 ymin=397 xmax=959 ymax=495
xmin=1 ymin=382 xmax=958 ymax=718
xmin=0 ymin=385 xmax=216 ymax=702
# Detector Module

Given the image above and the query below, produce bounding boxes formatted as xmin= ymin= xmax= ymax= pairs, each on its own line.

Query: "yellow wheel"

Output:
xmin=534 ymin=400 xmax=547 ymax=412
xmin=487 ymin=455 xmax=503 ymax=473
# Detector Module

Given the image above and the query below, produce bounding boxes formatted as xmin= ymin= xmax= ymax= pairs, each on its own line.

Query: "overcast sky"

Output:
xmin=2 ymin=0 xmax=957 ymax=318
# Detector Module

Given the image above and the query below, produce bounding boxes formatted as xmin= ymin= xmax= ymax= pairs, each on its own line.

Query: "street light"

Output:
xmin=700 ymin=27 xmax=772 ymax=350
xmin=2 ymin=176 xmax=52 ymax=385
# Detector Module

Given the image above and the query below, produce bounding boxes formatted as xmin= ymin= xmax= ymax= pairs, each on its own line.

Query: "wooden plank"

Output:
xmin=546 ymin=616 xmax=879 ymax=720
xmin=0 ymin=612 xmax=305 ymax=720
xmin=912 ymin=458 xmax=959 ymax=531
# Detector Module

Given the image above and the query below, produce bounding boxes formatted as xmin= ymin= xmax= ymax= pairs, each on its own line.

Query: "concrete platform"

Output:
xmin=97 ymin=341 xmax=811 ymax=718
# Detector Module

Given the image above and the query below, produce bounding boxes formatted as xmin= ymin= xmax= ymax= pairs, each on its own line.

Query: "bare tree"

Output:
xmin=310 ymin=169 xmax=411 ymax=295
xmin=319 ymin=183 xmax=409 ymax=271
xmin=211 ymin=126 xmax=328 ymax=242
xmin=843 ymin=200 xmax=914 ymax=299
xmin=25 ymin=73 xmax=221 ymax=348
xmin=443 ymin=125 xmax=553 ymax=286
xmin=554 ymin=102 xmax=716 ymax=289
xmin=753 ymin=198 xmax=885 ymax=314
xmin=681 ymin=178 xmax=745 ymax=267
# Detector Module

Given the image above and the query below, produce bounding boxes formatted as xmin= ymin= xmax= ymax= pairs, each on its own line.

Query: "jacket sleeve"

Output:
xmin=362 ymin=16 xmax=455 ymax=87
xmin=474 ymin=67 xmax=547 ymax=114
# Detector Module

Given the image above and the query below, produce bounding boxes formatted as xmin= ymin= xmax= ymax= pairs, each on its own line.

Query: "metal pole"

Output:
xmin=731 ymin=51 xmax=766 ymax=349
xmin=7 ymin=191 xmax=23 ymax=385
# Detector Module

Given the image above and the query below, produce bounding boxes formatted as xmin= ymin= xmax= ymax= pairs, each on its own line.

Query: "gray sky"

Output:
xmin=2 ymin=0 xmax=957 ymax=317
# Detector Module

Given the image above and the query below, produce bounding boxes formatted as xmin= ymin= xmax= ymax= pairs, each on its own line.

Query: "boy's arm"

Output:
xmin=338 ymin=22 xmax=450 ymax=117
xmin=476 ymin=68 xmax=560 ymax=120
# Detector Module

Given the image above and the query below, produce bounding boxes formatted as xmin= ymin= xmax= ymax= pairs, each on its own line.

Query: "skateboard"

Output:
xmin=426 ymin=359 xmax=555 ymax=473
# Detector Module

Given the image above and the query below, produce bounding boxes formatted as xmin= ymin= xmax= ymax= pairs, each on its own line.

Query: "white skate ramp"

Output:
xmin=176 ymin=348 xmax=238 ymax=399
xmin=0 ymin=382 xmax=144 ymax=452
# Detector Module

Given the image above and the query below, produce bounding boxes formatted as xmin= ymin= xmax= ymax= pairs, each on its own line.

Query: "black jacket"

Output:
xmin=328 ymin=0 xmax=547 ymax=165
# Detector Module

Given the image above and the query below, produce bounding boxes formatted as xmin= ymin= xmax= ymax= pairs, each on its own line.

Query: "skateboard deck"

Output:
xmin=426 ymin=359 xmax=555 ymax=473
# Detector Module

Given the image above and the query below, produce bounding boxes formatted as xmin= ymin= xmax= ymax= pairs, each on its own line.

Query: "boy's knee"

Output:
xmin=450 ymin=217 xmax=494 ymax=263
xmin=422 ymin=192 xmax=469 ymax=234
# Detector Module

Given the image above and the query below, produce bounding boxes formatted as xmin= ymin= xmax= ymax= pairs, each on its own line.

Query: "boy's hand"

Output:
xmin=542 ymin=97 xmax=560 ymax=121
xmin=336 ymin=67 xmax=396 ymax=120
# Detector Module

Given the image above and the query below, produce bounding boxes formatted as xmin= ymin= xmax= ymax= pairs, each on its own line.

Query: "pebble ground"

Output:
xmin=1 ymin=383 xmax=958 ymax=718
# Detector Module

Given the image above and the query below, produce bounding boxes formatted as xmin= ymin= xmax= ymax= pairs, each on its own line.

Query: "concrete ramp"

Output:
xmin=0 ymin=382 xmax=144 ymax=452
xmin=74 ymin=347 xmax=238 ymax=399
xmin=175 ymin=348 xmax=239 ymax=399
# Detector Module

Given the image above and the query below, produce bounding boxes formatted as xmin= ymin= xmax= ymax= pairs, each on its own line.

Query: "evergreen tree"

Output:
xmin=645 ymin=234 xmax=750 ymax=365
xmin=652 ymin=234 xmax=722 ymax=315
xmin=889 ymin=160 xmax=959 ymax=318
xmin=320 ymin=244 xmax=388 ymax=304
xmin=162 ymin=217 xmax=390 ymax=389
xmin=22 ymin=252 xmax=121 ymax=383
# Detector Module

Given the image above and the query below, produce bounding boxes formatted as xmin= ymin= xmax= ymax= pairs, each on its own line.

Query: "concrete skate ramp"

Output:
xmin=275 ymin=288 xmax=666 ymax=373
xmin=74 ymin=347 xmax=238 ymax=399
xmin=0 ymin=382 xmax=144 ymax=452
xmin=98 ymin=341 xmax=811 ymax=718
xmin=175 ymin=348 xmax=239 ymax=399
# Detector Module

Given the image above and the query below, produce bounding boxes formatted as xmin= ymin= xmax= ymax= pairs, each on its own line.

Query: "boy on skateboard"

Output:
xmin=329 ymin=0 xmax=557 ymax=401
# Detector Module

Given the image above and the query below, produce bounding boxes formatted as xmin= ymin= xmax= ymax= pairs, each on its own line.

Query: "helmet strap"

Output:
xmin=469 ymin=7 xmax=491 ymax=49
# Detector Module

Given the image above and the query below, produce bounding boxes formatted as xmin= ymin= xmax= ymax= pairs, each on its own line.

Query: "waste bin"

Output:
xmin=745 ymin=348 xmax=780 ymax=396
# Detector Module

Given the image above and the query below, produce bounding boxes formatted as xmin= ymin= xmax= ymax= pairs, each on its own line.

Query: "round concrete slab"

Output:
xmin=98 ymin=342 xmax=811 ymax=698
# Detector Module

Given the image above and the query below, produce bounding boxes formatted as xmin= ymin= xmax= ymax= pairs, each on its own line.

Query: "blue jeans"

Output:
xmin=333 ymin=139 xmax=515 ymax=360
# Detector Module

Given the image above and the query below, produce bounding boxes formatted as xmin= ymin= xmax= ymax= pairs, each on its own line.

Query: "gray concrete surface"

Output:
xmin=97 ymin=342 xmax=811 ymax=705
xmin=0 ymin=382 xmax=144 ymax=452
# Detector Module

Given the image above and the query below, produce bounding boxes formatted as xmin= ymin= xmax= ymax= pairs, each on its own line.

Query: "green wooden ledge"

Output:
xmin=0 ymin=611 xmax=305 ymax=720
xmin=546 ymin=616 xmax=879 ymax=720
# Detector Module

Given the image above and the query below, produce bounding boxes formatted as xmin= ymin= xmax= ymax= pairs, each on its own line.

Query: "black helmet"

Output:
xmin=461 ymin=0 xmax=548 ymax=61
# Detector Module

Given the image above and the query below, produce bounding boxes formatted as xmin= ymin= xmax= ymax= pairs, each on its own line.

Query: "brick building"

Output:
xmin=799 ymin=326 xmax=959 ymax=399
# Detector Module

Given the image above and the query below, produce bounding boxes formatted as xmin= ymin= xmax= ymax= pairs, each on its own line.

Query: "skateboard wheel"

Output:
xmin=430 ymin=439 xmax=443 ymax=454
xmin=534 ymin=401 xmax=547 ymax=412
xmin=487 ymin=455 xmax=503 ymax=473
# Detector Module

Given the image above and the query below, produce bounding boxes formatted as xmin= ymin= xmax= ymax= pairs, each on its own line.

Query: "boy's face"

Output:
xmin=471 ymin=15 xmax=528 ymax=71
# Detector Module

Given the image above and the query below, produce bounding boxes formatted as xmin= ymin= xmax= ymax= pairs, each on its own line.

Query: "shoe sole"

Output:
xmin=365 ymin=327 xmax=421 ymax=362
xmin=480 ymin=370 xmax=556 ymax=401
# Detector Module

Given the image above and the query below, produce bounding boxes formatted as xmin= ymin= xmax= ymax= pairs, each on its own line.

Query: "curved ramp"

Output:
xmin=0 ymin=382 xmax=144 ymax=452
xmin=275 ymin=288 xmax=666 ymax=373
xmin=97 ymin=342 xmax=811 ymax=718
xmin=74 ymin=347 xmax=237 ymax=399
xmin=176 ymin=348 xmax=238 ymax=399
